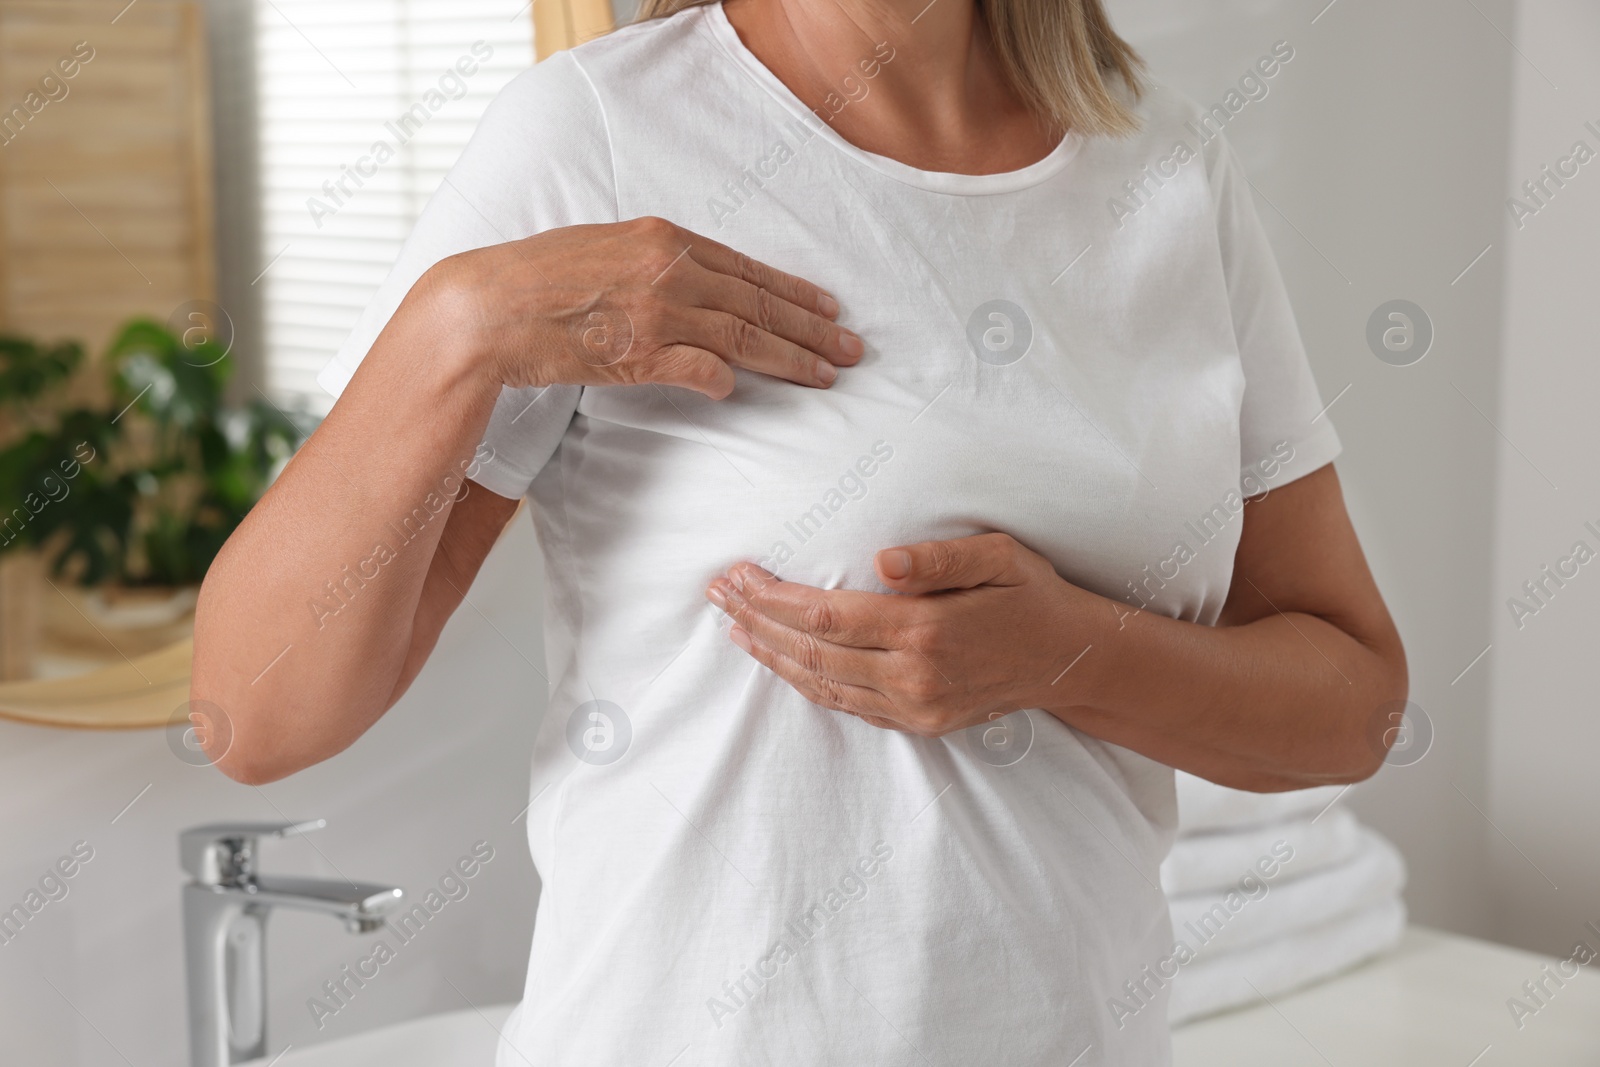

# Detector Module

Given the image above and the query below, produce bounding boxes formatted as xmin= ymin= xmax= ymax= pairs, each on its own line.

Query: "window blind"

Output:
xmin=254 ymin=0 xmax=536 ymax=412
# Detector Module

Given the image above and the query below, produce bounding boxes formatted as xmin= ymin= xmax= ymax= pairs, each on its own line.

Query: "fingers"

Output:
xmin=610 ymin=218 xmax=861 ymax=394
xmin=650 ymin=344 xmax=738 ymax=400
xmin=711 ymin=565 xmax=898 ymax=648
xmin=680 ymin=231 xmax=841 ymax=321
xmin=709 ymin=579 xmax=890 ymax=688
xmin=874 ymin=533 xmax=1026 ymax=593
xmin=677 ymin=308 xmax=840 ymax=390
xmin=690 ymin=266 xmax=864 ymax=368
xmin=727 ymin=625 xmax=890 ymax=719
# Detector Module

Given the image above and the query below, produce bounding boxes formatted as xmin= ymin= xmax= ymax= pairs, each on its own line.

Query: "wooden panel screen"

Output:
xmin=0 ymin=0 xmax=214 ymax=353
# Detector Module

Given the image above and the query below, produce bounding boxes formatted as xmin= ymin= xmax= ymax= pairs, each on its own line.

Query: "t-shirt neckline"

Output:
xmin=701 ymin=1 xmax=1081 ymax=196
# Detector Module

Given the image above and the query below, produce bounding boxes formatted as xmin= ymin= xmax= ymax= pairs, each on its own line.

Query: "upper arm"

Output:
xmin=386 ymin=480 xmax=524 ymax=707
xmin=1206 ymin=134 xmax=1391 ymax=654
xmin=1218 ymin=465 xmax=1404 ymax=674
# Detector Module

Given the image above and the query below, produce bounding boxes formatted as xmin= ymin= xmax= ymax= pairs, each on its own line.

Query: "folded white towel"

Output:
xmin=1168 ymin=894 xmax=1407 ymax=1025
xmin=1166 ymin=827 xmax=1405 ymax=961
xmin=1161 ymin=807 xmax=1362 ymax=897
xmin=1175 ymin=771 xmax=1347 ymax=834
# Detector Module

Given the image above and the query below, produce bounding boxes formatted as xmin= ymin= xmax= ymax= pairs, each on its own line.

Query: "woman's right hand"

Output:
xmin=419 ymin=215 xmax=864 ymax=399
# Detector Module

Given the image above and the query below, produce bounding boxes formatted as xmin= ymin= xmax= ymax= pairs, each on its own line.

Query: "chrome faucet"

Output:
xmin=180 ymin=820 xmax=405 ymax=1067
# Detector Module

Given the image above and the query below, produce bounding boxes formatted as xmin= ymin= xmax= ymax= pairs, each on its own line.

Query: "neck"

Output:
xmin=721 ymin=0 xmax=1059 ymax=174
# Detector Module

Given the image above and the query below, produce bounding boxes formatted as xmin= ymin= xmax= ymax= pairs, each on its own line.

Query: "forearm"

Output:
xmin=192 ymin=274 xmax=501 ymax=783
xmin=1052 ymin=594 xmax=1408 ymax=791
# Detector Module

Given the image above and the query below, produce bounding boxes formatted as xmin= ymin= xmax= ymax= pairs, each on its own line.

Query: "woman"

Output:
xmin=194 ymin=0 xmax=1407 ymax=1061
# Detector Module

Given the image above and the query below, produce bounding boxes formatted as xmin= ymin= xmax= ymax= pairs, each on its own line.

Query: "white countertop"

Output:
xmin=251 ymin=925 xmax=1600 ymax=1066
xmin=1174 ymin=925 xmax=1600 ymax=1066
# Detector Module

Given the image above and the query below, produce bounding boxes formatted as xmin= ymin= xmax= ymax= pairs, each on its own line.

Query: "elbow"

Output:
xmin=212 ymin=742 xmax=295 ymax=787
xmin=1230 ymin=752 xmax=1384 ymax=793
xmin=1282 ymin=619 xmax=1411 ymax=788
xmin=187 ymin=677 xmax=361 ymax=786
xmin=1301 ymin=689 xmax=1412 ymax=790
xmin=1238 ymin=648 xmax=1411 ymax=793
xmin=1310 ymin=646 xmax=1413 ymax=787
xmin=1356 ymin=634 xmax=1413 ymax=781
xmin=1201 ymin=646 xmax=1411 ymax=793
xmin=189 ymin=611 xmax=314 ymax=786
xmin=215 ymin=759 xmax=281 ymax=788
xmin=1328 ymin=747 xmax=1387 ymax=788
xmin=186 ymin=694 xmax=299 ymax=786
xmin=187 ymin=656 xmax=304 ymax=786
xmin=189 ymin=652 xmax=371 ymax=786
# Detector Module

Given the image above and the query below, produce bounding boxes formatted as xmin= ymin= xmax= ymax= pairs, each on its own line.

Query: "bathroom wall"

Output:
xmin=0 ymin=515 xmax=546 ymax=1066
xmin=1488 ymin=0 xmax=1600 ymax=955
xmin=1109 ymin=0 xmax=1514 ymax=939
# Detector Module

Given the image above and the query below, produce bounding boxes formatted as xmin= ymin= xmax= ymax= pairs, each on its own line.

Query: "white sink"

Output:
xmin=244 ymin=1004 xmax=514 ymax=1066
xmin=242 ymin=927 xmax=1600 ymax=1066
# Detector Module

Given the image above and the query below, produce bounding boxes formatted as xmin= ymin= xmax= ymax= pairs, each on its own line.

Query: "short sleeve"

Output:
xmin=316 ymin=52 xmax=619 ymax=499
xmin=1206 ymin=134 xmax=1341 ymax=494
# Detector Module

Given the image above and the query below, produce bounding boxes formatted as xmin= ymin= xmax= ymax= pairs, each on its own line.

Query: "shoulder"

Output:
xmin=564 ymin=5 xmax=713 ymax=83
xmin=471 ymin=8 xmax=711 ymax=162
xmin=452 ymin=49 xmax=626 ymax=221
xmin=1119 ymin=81 xmax=1227 ymax=170
xmin=1121 ymin=73 xmax=1285 ymax=188
xmin=1077 ymin=77 xmax=1253 ymax=222
xmin=472 ymin=52 xmax=605 ymax=158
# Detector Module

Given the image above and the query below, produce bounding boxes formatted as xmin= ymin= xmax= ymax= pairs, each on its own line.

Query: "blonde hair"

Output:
xmin=631 ymin=0 xmax=1144 ymax=137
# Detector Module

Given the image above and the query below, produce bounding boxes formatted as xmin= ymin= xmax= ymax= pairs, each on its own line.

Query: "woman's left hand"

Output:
xmin=704 ymin=533 xmax=1105 ymax=737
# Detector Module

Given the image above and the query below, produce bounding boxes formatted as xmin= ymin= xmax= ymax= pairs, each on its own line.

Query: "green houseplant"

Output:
xmin=0 ymin=319 xmax=301 ymax=670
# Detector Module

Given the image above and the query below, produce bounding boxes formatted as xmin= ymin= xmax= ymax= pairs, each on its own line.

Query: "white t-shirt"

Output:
xmin=320 ymin=5 xmax=1340 ymax=1063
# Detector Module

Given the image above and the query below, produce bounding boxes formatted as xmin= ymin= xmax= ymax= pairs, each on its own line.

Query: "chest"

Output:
xmin=559 ymin=114 xmax=1248 ymax=621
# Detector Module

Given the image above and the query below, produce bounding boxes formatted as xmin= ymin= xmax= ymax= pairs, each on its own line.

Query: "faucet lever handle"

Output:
xmin=179 ymin=819 xmax=327 ymax=886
